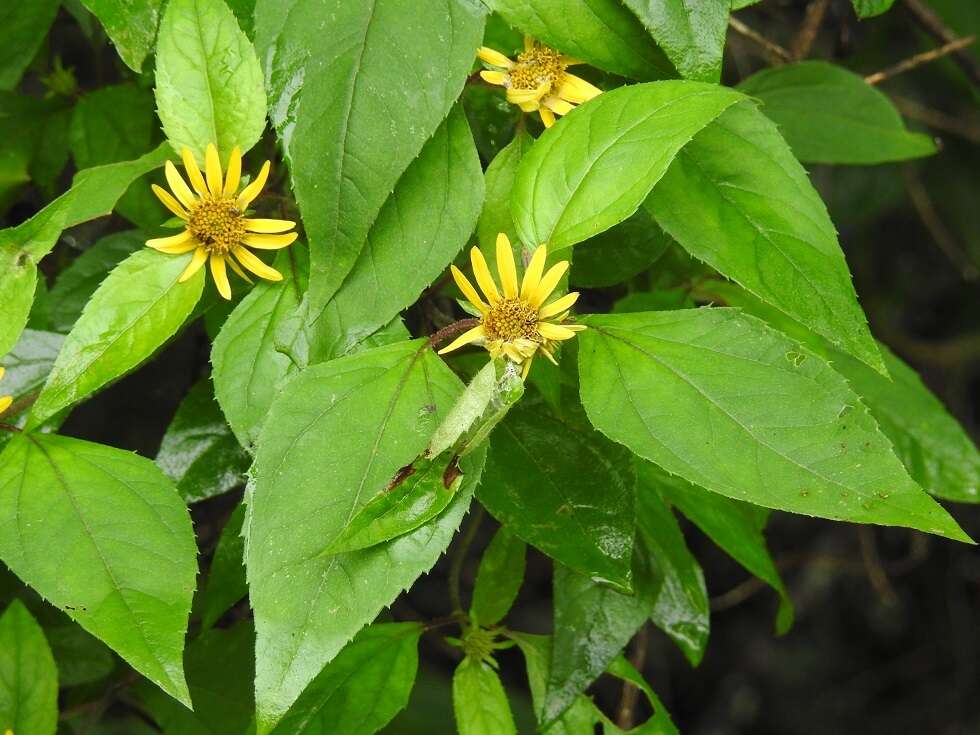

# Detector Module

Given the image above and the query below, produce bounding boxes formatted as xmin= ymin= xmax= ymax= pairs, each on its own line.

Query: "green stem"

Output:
xmin=448 ymin=505 xmax=485 ymax=615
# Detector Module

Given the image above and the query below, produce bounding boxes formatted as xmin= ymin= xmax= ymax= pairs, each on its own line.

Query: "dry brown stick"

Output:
xmin=791 ymin=0 xmax=831 ymax=60
xmin=890 ymin=94 xmax=980 ymax=145
xmin=901 ymin=0 xmax=980 ymax=87
xmin=616 ymin=623 xmax=650 ymax=730
xmin=858 ymin=527 xmax=898 ymax=606
xmin=728 ymin=17 xmax=792 ymax=63
xmin=902 ymin=165 xmax=980 ymax=282
xmin=866 ymin=35 xmax=976 ymax=84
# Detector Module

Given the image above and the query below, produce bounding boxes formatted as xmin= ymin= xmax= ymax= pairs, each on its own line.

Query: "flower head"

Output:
xmin=440 ymin=233 xmax=585 ymax=377
xmin=477 ymin=36 xmax=601 ymax=128
xmin=0 ymin=367 xmax=12 ymax=415
xmin=147 ymin=144 xmax=297 ymax=299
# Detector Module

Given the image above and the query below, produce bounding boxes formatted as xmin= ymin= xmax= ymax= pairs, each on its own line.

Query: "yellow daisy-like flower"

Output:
xmin=477 ymin=36 xmax=602 ymax=128
xmin=439 ymin=233 xmax=586 ymax=378
xmin=147 ymin=143 xmax=297 ymax=300
xmin=0 ymin=367 xmax=11 ymax=415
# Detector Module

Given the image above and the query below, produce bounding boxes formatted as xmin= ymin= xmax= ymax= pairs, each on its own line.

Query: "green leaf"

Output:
xmin=622 ymin=0 xmax=729 ymax=82
xmin=699 ymin=280 xmax=980 ymax=506
xmin=644 ymin=101 xmax=885 ymax=373
xmin=308 ymin=107 xmax=484 ymax=363
xmin=738 ymin=61 xmax=935 ymax=164
xmin=45 ymin=623 xmax=115 ymax=687
xmin=545 ymin=559 xmax=656 ymax=724
xmin=48 ymin=230 xmax=144 ymax=333
xmin=0 ymin=600 xmax=58 ymax=735
xmin=201 ymin=503 xmax=247 ymax=631
xmin=0 ymin=329 xmax=63 ymax=404
xmin=487 ymin=0 xmax=673 ymax=80
xmin=570 ymin=207 xmax=671 ymax=288
xmin=0 ymin=245 xmax=38 ymax=357
xmin=0 ymin=434 xmax=197 ymax=705
xmin=0 ymin=0 xmax=59 ymax=90
xmin=479 ymin=402 xmax=636 ymax=591
xmin=640 ymin=460 xmax=794 ymax=633
xmin=471 ymin=526 xmax=526 ymax=626
xmin=156 ymin=377 xmax=249 ymax=503
xmin=604 ymin=655 xmax=679 ymax=734
xmin=79 ymin=0 xmax=165 ymax=71
xmin=247 ymin=340 xmax=482 ymax=730
xmin=255 ymin=0 xmax=484 ymax=317
xmin=852 ymin=0 xmax=895 ymax=18
xmin=578 ymin=309 xmax=970 ymax=542
xmin=212 ymin=249 xmax=308 ymax=449
xmin=155 ymin=0 xmax=267 ymax=163
xmin=324 ymin=451 xmax=466 ymax=555
xmin=512 ymin=81 xmax=744 ymax=252
xmin=477 ymin=130 xmax=532 ymax=251
xmin=270 ymin=623 xmax=422 ymax=735
xmin=29 ymin=248 xmax=206 ymax=428
xmin=135 ymin=621 xmax=255 ymax=735
xmin=70 ymin=84 xmax=156 ymax=169
xmin=635 ymin=484 xmax=709 ymax=665
xmin=453 ymin=657 xmax=517 ymax=735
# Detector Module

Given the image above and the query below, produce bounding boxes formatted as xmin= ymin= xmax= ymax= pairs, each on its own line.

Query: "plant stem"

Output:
xmin=429 ymin=318 xmax=481 ymax=350
xmin=728 ymin=17 xmax=792 ymax=63
xmin=448 ymin=504 xmax=485 ymax=614
xmin=866 ymin=35 xmax=976 ymax=85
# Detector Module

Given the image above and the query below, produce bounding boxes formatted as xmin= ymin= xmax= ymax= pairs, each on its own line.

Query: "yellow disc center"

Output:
xmin=483 ymin=298 xmax=540 ymax=342
xmin=508 ymin=45 xmax=567 ymax=93
xmin=188 ymin=198 xmax=246 ymax=254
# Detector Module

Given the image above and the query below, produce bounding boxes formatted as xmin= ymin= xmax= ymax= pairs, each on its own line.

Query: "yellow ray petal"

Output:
xmin=471 ymin=247 xmax=500 ymax=304
xmin=543 ymin=95 xmax=574 ymax=116
xmin=538 ymin=291 xmax=580 ymax=319
xmin=520 ymin=244 xmax=548 ymax=299
xmin=480 ymin=70 xmax=509 ymax=87
xmin=507 ymin=83 xmax=547 ymax=104
xmin=0 ymin=366 xmax=5 ymax=380
xmin=539 ymin=106 xmax=556 ymax=128
xmin=521 ymin=354 xmax=535 ymax=379
xmin=237 ymin=160 xmax=271 ymax=209
xmin=437 ymin=325 xmax=486 ymax=355
xmin=152 ymin=184 xmax=190 ymax=220
xmin=496 ymin=233 xmax=519 ymax=298
xmin=523 ymin=36 xmax=535 ymax=53
xmin=224 ymin=146 xmax=242 ymax=196
xmin=502 ymin=343 xmax=526 ymax=362
xmin=559 ymin=73 xmax=602 ymax=104
xmin=531 ymin=261 xmax=569 ymax=307
xmin=205 ymin=144 xmax=223 ymax=197
xmin=182 ymin=147 xmax=209 ymax=197
xmin=537 ymin=321 xmax=578 ymax=340
xmin=165 ymin=160 xmax=198 ymax=209
xmin=477 ymin=46 xmax=513 ymax=68
xmin=225 ymin=253 xmax=253 ymax=283
xmin=0 ymin=395 xmax=11 ymax=414
xmin=451 ymin=265 xmax=488 ymax=313
xmin=147 ymin=230 xmax=197 ymax=253
xmin=244 ymin=218 xmax=296 ymax=233
xmin=179 ymin=246 xmax=208 ymax=282
xmin=233 ymin=246 xmax=283 ymax=281
xmin=210 ymin=252 xmax=232 ymax=299
xmin=517 ymin=100 xmax=540 ymax=113
xmin=242 ymin=232 xmax=298 ymax=249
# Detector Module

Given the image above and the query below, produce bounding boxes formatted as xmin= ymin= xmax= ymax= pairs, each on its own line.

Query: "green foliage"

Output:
xmin=1 ymin=1 xmax=977 ymax=731
xmin=0 ymin=600 xmax=58 ymax=735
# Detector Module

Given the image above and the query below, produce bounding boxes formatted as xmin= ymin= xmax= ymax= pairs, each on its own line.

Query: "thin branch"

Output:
xmin=858 ymin=527 xmax=898 ymax=606
xmin=791 ymin=0 xmax=831 ymax=61
xmin=866 ymin=35 xmax=976 ymax=85
xmin=890 ymin=94 xmax=980 ymax=145
xmin=728 ymin=17 xmax=792 ymax=63
xmin=616 ymin=623 xmax=650 ymax=730
xmin=448 ymin=505 xmax=485 ymax=614
xmin=902 ymin=165 xmax=980 ymax=282
xmin=901 ymin=0 xmax=980 ymax=88
xmin=428 ymin=318 xmax=481 ymax=350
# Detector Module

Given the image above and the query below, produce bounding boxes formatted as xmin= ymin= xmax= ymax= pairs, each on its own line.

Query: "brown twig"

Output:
xmin=858 ymin=527 xmax=898 ymax=606
xmin=889 ymin=94 xmax=980 ymax=145
xmin=865 ymin=35 xmax=976 ymax=84
xmin=901 ymin=0 xmax=980 ymax=88
xmin=791 ymin=0 xmax=831 ymax=60
xmin=902 ymin=165 xmax=979 ymax=282
xmin=616 ymin=623 xmax=650 ymax=730
xmin=728 ymin=17 xmax=792 ymax=63
xmin=428 ymin=318 xmax=481 ymax=350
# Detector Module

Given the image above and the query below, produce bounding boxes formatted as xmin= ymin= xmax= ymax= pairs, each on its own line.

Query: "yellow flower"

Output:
xmin=477 ymin=37 xmax=601 ymax=128
xmin=0 ymin=367 xmax=11 ymax=415
xmin=147 ymin=144 xmax=297 ymax=300
xmin=440 ymin=233 xmax=585 ymax=378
